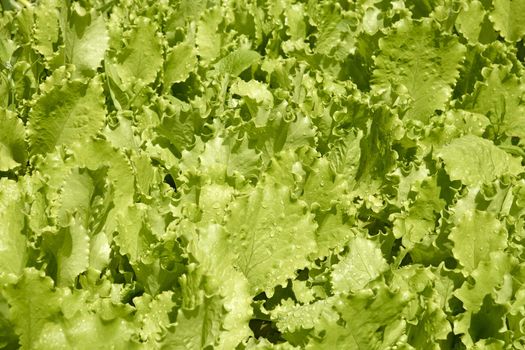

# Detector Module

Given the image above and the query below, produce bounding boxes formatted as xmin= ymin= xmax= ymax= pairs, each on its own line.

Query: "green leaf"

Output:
xmin=53 ymin=167 xmax=97 ymax=227
xmin=271 ymin=297 xmax=337 ymax=334
xmin=215 ymin=49 xmax=260 ymax=77
xmin=162 ymin=294 xmax=225 ymax=350
xmin=133 ymin=291 xmax=175 ymax=344
xmin=114 ymin=204 xmax=156 ymax=263
xmin=113 ymin=17 xmax=163 ymax=86
xmin=33 ymin=0 xmax=60 ymax=60
xmin=372 ymin=19 xmax=466 ymax=121
xmin=489 ymin=0 xmax=525 ymax=42
xmin=155 ymin=111 xmax=195 ymax=157
xmin=393 ymin=176 xmax=445 ymax=249
xmin=3 ymin=268 xmax=61 ymax=349
xmin=0 ymin=179 xmax=27 ymax=279
xmin=302 ymin=157 xmax=338 ymax=211
xmin=195 ymin=7 xmax=223 ymax=63
xmin=333 ymin=284 xmax=411 ymax=349
xmin=356 ymin=106 xmax=399 ymax=181
xmin=331 ymin=237 xmax=388 ymax=294
xmin=63 ymin=13 xmax=109 ymax=75
xmin=33 ymin=288 xmax=139 ymax=350
xmin=310 ymin=7 xmax=354 ymax=58
xmin=4 ymin=1 xmax=525 ymax=348
xmin=226 ymin=179 xmax=318 ymax=294
xmin=164 ymin=42 xmax=197 ymax=87
xmin=104 ymin=113 xmax=140 ymax=151
xmin=437 ymin=135 xmax=523 ymax=186
xmin=0 ymin=28 xmax=16 ymax=66
xmin=390 ymin=164 xmax=429 ymax=207
xmin=188 ymin=225 xmax=252 ymax=348
xmin=315 ymin=208 xmax=356 ymax=257
xmin=407 ymin=296 xmax=452 ymax=348
xmin=0 ymin=294 xmax=18 ymax=349
xmin=89 ymin=232 xmax=111 ymax=273
xmin=453 ymin=294 xmax=508 ymax=348
xmin=230 ymin=79 xmax=274 ymax=127
xmin=285 ymin=3 xmax=307 ymax=41
xmin=456 ymin=1 xmax=497 ymax=44
xmin=50 ymin=218 xmax=90 ymax=287
xmin=183 ymin=136 xmax=262 ymax=184
xmin=69 ymin=139 xmax=135 ymax=210
xmin=450 ymin=210 xmax=507 ymax=274
xmin=282 ymin=113 xmax=317 ymax=151
xmin=28 ymin=77 xmax=106 ymax=156
xmin=463 ymin=65 xmax=525 ymax=138
xmin=0 ymin=109 xmax=26 ymax=171
xmin=196 ymin=184 xmax=234 ymax=226
xmin=230 ymin=79 xmax=273 ymax=105
xmin=455 ymin=251 xmax=514 ymax=313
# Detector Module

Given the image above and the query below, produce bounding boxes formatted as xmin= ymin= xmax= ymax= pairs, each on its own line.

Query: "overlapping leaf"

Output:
xmin=2 ymin=0 xmax=525 ymax=349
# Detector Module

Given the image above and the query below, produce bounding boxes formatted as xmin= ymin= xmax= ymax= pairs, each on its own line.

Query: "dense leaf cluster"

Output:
xmin=1 ymin=0 xmax=525 ymax=349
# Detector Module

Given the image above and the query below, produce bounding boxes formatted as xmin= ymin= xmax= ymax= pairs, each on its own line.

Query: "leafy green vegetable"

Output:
xmin=226 ymin=179 xmax=317 ymax=294
xmin=489 ymin=0 xmax=525 ymax=42
xmin=0 ymin=110 xmax=26 ymax=171
xmin=437 ymin=134 xmax=522 ymax=186
xmin=372 ymin=19 xmax=466 ymax=121
xmin=28 ymin=77 xmax=106 ymax=156
xmin=1 ymin=0 xmax=525 ymax=349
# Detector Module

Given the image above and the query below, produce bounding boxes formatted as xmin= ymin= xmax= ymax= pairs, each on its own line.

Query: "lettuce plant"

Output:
xmin=1 ymin=0 xmax=525 ymax=349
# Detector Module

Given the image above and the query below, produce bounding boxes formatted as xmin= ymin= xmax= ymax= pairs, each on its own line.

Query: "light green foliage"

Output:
xmin=450 ymin=210 xmax=507 ymax=274
xmin=111 ymin=16 xmax=163 ymax=87
xmin=456 ymin=1 xmax=488 ymax=43
xmin=52 ymin=218 xmax=90 ymax=287
xmin=393 ymin=175 xmax=446 ymax=250
xmin=195 ymin=7 xmax=222 ymax=63
xmin=28 ymin=77 xmax=106 ymax=156
xmin=331 ymin=237 xmax=388 ymax=293
xmin=0 ymin=179 xmax=27 ymax=279
xmin=3 ymin=269 xmax=61 ymax=349
xmin=2 ymin=0 xmax=525 ymax=349
xmin=226 ymin=179 xmax=318 ymax=293
xmin=215 ymin=49 xmax=261 ymax=77
xmin=489 ymin=0 xmax=525 ymax=42
xmin=60 ymin=10 xmax=108 ymax=74
xmin=187 ymin=225 xmax=252 ymax=348
xmin=33 ymin=0 xmax=60 ymax=60
xmin=164 ymin=42 xmax=197 ymax=86
xmin=455 ymin=251 xmax=514 ymax=312
xmin=333 ymin=284 xmax=412 ymax=349
xmin=438 ymin=135 xmax=522 ymax=186
xmin=463 ymin=65 xmax=525 ymax=138
xmin=372 ymin=19 xmax=466 ymax=121
xmin=0 ymin=109 xmax=26 ymax=171
xmin=162 ymin=295 xmax=225 ymax=350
